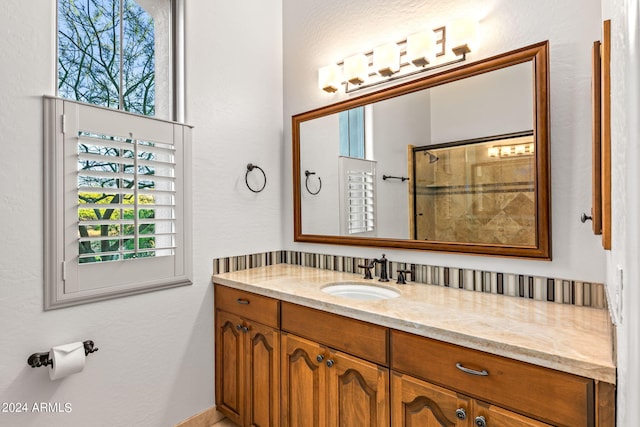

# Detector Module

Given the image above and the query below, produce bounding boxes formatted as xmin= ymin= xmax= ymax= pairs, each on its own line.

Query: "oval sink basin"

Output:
xmin=322 ymin=282 xmax=400 ymax=301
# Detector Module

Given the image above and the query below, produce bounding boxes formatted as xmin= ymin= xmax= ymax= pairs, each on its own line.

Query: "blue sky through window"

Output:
xmin=339 ymin=107 xmax=365 ymax=158
xmin=58 ymin=0 xmax=156 ymax=116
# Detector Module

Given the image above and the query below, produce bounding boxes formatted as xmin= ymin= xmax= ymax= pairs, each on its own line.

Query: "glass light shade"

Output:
xmin=407 ymin=31 xmax=435 ymax=67
xmin=449 ymin=17 xmax=479 ymax=56
xmin=500 ymin=146 xmax=511 ymax=157
xmin=318 ymin=64 xmax=342 ymax=93
xmin=515 ymin=144 xmax=526 ymax=155
xmin=373 ymin=42 xmax=400 ymax=77
xmin=344 ymin=54 xmax=369 ymax=85
xmin=487 ymin=147 xmax=499 ymax=157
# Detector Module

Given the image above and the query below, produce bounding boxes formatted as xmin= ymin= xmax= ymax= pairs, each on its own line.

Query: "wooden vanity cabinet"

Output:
xmin=215 ymin=285 xmax=280 ymax=427
xmin=392 ymin=371 xmax=551 ymax=427
xmin=391 ymin=370 xmax=469 ymax=427
xmin=280 ymin=301 xmax=388 ymax=365
xmin=391 ymin=330 xmax=595 ymax=427
xmin=214 ymin=285 xmax=614 ymax=427
xmin=281 ymin=303 xmax=390 ymax=427
xmin=280 ymin=333 xmax=327 ymax=427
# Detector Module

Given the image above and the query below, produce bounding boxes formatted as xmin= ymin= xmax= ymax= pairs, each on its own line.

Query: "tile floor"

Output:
xmin=211 ymin=418 xmax=239 ymax=427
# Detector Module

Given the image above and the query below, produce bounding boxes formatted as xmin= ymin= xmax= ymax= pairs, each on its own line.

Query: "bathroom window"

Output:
xmin=44 ymin=97 xmax=192 ymax=310
xmin=339 ymin=107 xmax=365 ymax=158
xmin=47 ymin=1 xmax=189 ymax=309
xmin=338 ymin=157 xmax=377 ymax=236
xmin=57 ymin=0 xmax=182 ymax=121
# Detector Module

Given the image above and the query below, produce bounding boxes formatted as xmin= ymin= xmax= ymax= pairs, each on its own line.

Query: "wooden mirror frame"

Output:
xmin=292 ymin=41 xmax=551 ymax=259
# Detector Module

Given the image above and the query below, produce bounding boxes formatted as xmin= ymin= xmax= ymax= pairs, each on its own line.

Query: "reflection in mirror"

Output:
xmin=293 ymin=42 xmax=550 ymax=259
xmin=411 ymin=131 xmax=535 ymax=245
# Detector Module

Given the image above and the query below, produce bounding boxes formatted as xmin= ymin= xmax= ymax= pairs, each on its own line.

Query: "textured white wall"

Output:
xmin=372 ymin=91 xmax=430 ymax=239
xmin=2 ymin=0 xmax=636 ymax=425
xmin=0 ymin=1 xmax=283 ymax=426
xmin=300 ymin=115 xmax=341 ymax=235
xmin=430 ymin=62 xmax=533 ymax=143
xmin=601 ymin=0 xmax=640 ymax=425
xmin=283 ymin=0 xmax=605 ymax=282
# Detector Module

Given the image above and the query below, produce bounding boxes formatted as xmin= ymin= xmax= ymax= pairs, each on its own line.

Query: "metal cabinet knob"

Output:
xmin=326 ymin=359 xmax=335 ymax=368
xmin=455 ymin=408 xmax=467 ymax=420
xmin=474 ymin=415 xmax=487 ymax=427
xmin=316 ymin=354 xmax=324 ymax=363
xmin=241 ymin=326 xmax=249 ymax=333
xmin=581 ymin=212 xmax=593 ymax=223
xmin=236 ymin=324 xmax=242 ymax=331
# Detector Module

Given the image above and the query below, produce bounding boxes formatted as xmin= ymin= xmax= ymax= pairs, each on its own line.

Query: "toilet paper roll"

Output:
xmin=49 ymin=342 xmax=86 ymax=380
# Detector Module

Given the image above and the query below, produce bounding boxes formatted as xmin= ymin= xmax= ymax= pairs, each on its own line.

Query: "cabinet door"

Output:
xmin=327 ymin=349 xmax=390 ymax=427
xmin=281 ymin=333 xmax=327 ymax=427
xmin=391 ymin=372 xmax=470 ymax=427
xmin=474 ymin=401 xmax=552 ymax=427
xmin=215 ymin=310 xmax=245 ymax=426
xmin=246 ymin=321 xmax=280 ymax=427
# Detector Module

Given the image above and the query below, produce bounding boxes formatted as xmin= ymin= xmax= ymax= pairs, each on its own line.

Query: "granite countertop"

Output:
xmin=212 ymin=264 xmax=616 ymax=384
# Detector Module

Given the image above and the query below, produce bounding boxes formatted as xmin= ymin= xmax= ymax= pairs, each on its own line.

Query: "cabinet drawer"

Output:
xmin=214 ymin=284 xmax=279 ymax=328
xmin=281 ymin=302 xmax=388 ymax=366
xmin=391 ymin=330 xmax=594 ymax=427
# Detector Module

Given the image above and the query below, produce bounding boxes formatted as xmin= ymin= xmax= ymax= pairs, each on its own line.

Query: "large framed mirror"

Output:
xmin=293 ymin=41 xmax=550 ymax=259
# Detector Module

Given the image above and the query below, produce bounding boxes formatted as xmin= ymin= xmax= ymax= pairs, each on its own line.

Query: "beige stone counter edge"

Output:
xmin=212 ymin=267 xmax=616 ymax=384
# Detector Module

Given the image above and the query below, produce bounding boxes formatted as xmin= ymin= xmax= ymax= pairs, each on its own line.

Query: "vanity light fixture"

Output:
xmin=373 ymin=42 xmax=401 ymax=77
xmin=319 ymin=18 xmax=479 ymax=94
xmin=488 ymin=143 xmax=535 ymax=157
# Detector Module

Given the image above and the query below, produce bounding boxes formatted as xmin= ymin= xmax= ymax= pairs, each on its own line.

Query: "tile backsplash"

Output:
xmin=212 ymin=250 xmax=606 ymax=309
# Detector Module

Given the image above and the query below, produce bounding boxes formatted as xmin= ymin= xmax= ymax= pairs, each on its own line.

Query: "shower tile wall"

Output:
xmin=213 ymin=250 xmax=607 ymax=309
xmin=414 ymin=138 xmax=536 ymax=245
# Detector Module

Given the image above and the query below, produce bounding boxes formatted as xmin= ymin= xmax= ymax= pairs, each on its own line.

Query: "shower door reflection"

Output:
xmin=411 ymin=131 xmax=536 ymax=245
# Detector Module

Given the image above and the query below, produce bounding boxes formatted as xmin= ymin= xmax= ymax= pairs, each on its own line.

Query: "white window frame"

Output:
xmin=44 ymin=96 xmax=192 ymax=309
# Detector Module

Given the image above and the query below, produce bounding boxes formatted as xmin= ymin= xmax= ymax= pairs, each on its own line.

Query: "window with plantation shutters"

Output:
xmin=77 ymin=132 xmax=176 ymax=263
xmin=346 ymin=170 xmax=375 ymax=234
xmin=44 ymin=97 xmax=192 ymax=309
xmin=338 ymin=157 xmax=377 ymax=236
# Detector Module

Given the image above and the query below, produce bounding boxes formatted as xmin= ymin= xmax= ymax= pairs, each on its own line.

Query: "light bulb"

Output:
xmin=318 ymin=64 xmax=342 ymax=93
xmin=344 ymin=54 xmax=369 ymax=85
xmin=373 ymin=42 xmax=400 ymax=77
xmin=407 ymin=31 xmax=435 ymax=67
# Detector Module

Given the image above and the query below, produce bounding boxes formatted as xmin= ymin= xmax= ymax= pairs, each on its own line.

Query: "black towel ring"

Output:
xmin=304 ymin=170 xmax=322 ymax=195
xmin=245 ymin=163 xmax=267 ymax=193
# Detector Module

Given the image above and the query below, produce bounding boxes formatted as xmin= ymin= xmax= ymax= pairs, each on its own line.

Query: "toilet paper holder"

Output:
xmin=27 ymin=340 xmax=98 ymax=368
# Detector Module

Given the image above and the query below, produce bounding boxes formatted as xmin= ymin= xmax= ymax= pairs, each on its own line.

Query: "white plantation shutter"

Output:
xmin=77 ymin=132 xmax=176 ymax=263
xmin=338 ymin=157 xmax=377 ymax=236
xmin=346 ymin=171 xmax=375 ymax=234
xmin=44 ymin=97 xmax=192 ymax=309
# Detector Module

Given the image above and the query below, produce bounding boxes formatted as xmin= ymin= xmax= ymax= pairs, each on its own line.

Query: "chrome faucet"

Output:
xmin=371 ymin=254 xmax=389 ymax=282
